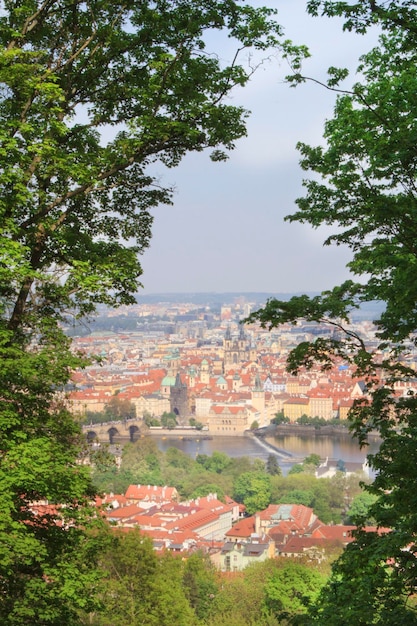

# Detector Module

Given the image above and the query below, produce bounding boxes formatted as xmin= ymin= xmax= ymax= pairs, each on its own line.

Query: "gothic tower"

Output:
xmin=251 ymin=372 xmax=265 ymax=415
xmin=223 ymin=325 xmax=251 ymax=372
xmin=170 ymin=373 xmax=189 ymax=423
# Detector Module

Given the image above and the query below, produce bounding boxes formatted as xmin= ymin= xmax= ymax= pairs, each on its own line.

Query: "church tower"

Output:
xmin=251 ymin=372 xmax=265 ymax=415
xmin=170 ymin=373 xmax=188 ymax=423
xmin=200 ymin=359 xmax=210 ymax=385
xmin=238 ymin=325 xmax=247 ymax=352
xmin=223 ymin=325 xmax=251 ymax=372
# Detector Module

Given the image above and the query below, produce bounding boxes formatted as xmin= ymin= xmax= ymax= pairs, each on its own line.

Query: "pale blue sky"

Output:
xmin=140 ymin=1 xmax=378 ymax=295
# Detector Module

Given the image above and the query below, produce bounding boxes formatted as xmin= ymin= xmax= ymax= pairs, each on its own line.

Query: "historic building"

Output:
xmin=170 ymin=373 xmax=189 ymax=422
xmin=223 ymin=326 xmax=257 ymax=372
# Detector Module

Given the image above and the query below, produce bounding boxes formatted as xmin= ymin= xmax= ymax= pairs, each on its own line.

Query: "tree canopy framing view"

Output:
xmin=4 ymin=0 xmax=417 ymax=623
xmin=248 ymin=1 xmax=417 ymax=622
xmin=0 ymin=1 xmax=300 ymax=623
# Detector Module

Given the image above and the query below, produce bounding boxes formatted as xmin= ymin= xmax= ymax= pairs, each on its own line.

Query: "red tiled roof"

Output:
xmin=125 ymin=484 xmax=178 ymax=502
xmin=225 ymin=516 xmax=256 ymax=538
xmin=165 ymin=508 xmax=219 ymax=532
xmin=105 ymin=504 xmax=143 ymax=520
xmin=283 ymin=397 xmax=309 ymax=405
xmin=281 ymin=535 xmax=327 ymax=554
xmin=311 ymin=525 xmax=354 ymax=542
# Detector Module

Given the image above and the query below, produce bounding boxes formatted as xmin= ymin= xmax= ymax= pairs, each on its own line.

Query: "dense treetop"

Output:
xmin=0 ymin=0 xmax=304 ymax=337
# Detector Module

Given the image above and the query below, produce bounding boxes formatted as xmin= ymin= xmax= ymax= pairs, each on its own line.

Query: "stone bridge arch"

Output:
xmin=86 ymin=430 xmax=98 ymax=442
xmin=108 ymin=426 xmax=120 ymax=444
xmin=128 ymin=424 xmax=140 ymax=442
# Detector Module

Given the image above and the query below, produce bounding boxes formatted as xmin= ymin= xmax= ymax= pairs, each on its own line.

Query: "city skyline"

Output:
xmin=139 ymin=1 xmax=378 ymax=295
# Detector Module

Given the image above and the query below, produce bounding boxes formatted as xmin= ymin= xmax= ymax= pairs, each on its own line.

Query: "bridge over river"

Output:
xmin=82 ymin=420 xmax=213 ymax=444
xmin=81 ymin=421 xmax=302 ymax=462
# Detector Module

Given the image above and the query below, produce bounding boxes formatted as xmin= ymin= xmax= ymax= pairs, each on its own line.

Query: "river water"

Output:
xmin=153 ymin=430 xmax=381 ymax=476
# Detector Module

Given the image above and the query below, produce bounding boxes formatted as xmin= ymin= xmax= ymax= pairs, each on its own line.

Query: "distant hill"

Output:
xmin=136 ymin=292 xmax=385 ymax=320
xmin=135 ymin=292 xmax=318 ymax=307
xmin=68 ymin=293 xmax=385 ymax=337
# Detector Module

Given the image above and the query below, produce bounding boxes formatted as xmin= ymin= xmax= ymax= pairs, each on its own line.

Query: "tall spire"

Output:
xmin=254 ymin=372 xmax=263 ymax=392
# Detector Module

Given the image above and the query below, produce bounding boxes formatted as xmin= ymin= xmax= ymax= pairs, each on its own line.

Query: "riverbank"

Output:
xmin=146 ymin=423 xmax=362 ymax=440
xmin=257 ymin=423 xmax=381 ymax=442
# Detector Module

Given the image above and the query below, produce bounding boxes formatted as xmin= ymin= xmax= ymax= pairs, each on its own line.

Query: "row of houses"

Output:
xmin=95 ymin=483 xmax=385 ymax=571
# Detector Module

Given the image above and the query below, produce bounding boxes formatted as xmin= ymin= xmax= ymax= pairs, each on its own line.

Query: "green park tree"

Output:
xmin=346 ymin=491 xmax=378 ymax=526
xmin=247 ymin=1 xmax=417 ymax=621
xmin=304 ymin=453 xmax=321 ymax=468
xmin=271 ymin=411 xmax=290 ymax=425
xmin=266 ymin=453 xmax=282 ymax=476
xmin=104 ymin=394 xmax=136 ymax=421
xmin=196 ymin=451 xmax=232 ymax=474
xmin=118 ymin=438 xmax=163 ymax=486
xmin=288 ymin=463 xmax=304 ymax=475
xmin=182 ymin=552 xmax=219 ymax=622
xmin=93 ymin=531 xmax=194 ymax=626
xmin=233 ymin=471 xmax=272 ymax=515
xmin=263 ymin=560 xmax=326 ymax=623
xmin=0 ymin=1 xmax=301 ymax=620
xmin=277 ymin=488 xmax=315 ymax=507
xmin=160 ymin=411 xmax=178 ymax=429
xmin=189 ymin=417 xmax=204 ymax=430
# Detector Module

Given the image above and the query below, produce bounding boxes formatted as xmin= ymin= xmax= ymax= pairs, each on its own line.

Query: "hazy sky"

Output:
xmin=140 ymin=1 xmax=378 ymax=295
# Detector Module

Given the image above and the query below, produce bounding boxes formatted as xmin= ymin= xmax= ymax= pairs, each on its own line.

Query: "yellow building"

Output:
xmin=308 ymin=394 xmax=334 ymax=421
xmin=282 ymin=397 xmax=309 ymax=422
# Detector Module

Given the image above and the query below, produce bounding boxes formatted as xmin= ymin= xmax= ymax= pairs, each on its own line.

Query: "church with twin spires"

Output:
xmin=223 ymin=325 xmax=257 ymax=372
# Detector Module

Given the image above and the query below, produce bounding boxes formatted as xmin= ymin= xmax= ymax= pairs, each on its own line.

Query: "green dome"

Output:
xmin=161 ymin=375 xmax=176 ymax=386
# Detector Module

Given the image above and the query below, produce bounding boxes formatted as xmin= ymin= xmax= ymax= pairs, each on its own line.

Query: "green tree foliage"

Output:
xmin=266 ymin=453 xmax=282 ymax=476
xmin=233 ymin=471 xmax=272 ymax=514
xmin=182 ymin=552 xmax=219 ymax=621
xmin=271 ymin=411 xmax=290 ymax=425
xmin=304 ymin=454 xmax=321 ymax=468
xmin=311 ymin=531 xmax=417 ymax=626
xmin=160 ymin=411 xmax=178 ymax=429
xmin=0 ymin=338 xmax=106 ymax=622
xmin=208 ymin=559 xmax=279 ymax=625
xmin=92 ymin=531 xmax=194 ymax=626
xmin=0 ymin=1 xmax=305 ymax=620
xmin=143 ymin=412 xmax=161 ymax=427
xmin=196 ymin=451 xmax=232 ymax=474
xmin=165 ymin=446 xmax=196 ymax=471
xmin=189 ymin=417 xmax=204 ymax=430
xmin=89 ymin=444 xmax=118 ymax=473
xmin=1 ymin=0 xmax=294 ymax=340
xmin=346 ymin=492 xmax=378 ymax=526
xmin=82 ymin=410 xmax=107 ymax=425
xmin=263 ymin=560 xmax=326 ymax=623
xmin=286 ymin=454 xmax=321 ymax=477
xmin=278 ymin=489 xmax=315 ymax=507
xmin=191 ymin=484 xmax=226 ymax=501
xmin=247 ymin=1 xmax=417 ymax=620
xmin=206 ymin=558 xmax=327 ymax=626
xmin=271 ymin=472 xmax=340 ymax=524
xmin=118 ymin=438 xmax=163 ymax=487
xmin=104 ymin=395 xmax=136 ymax=421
